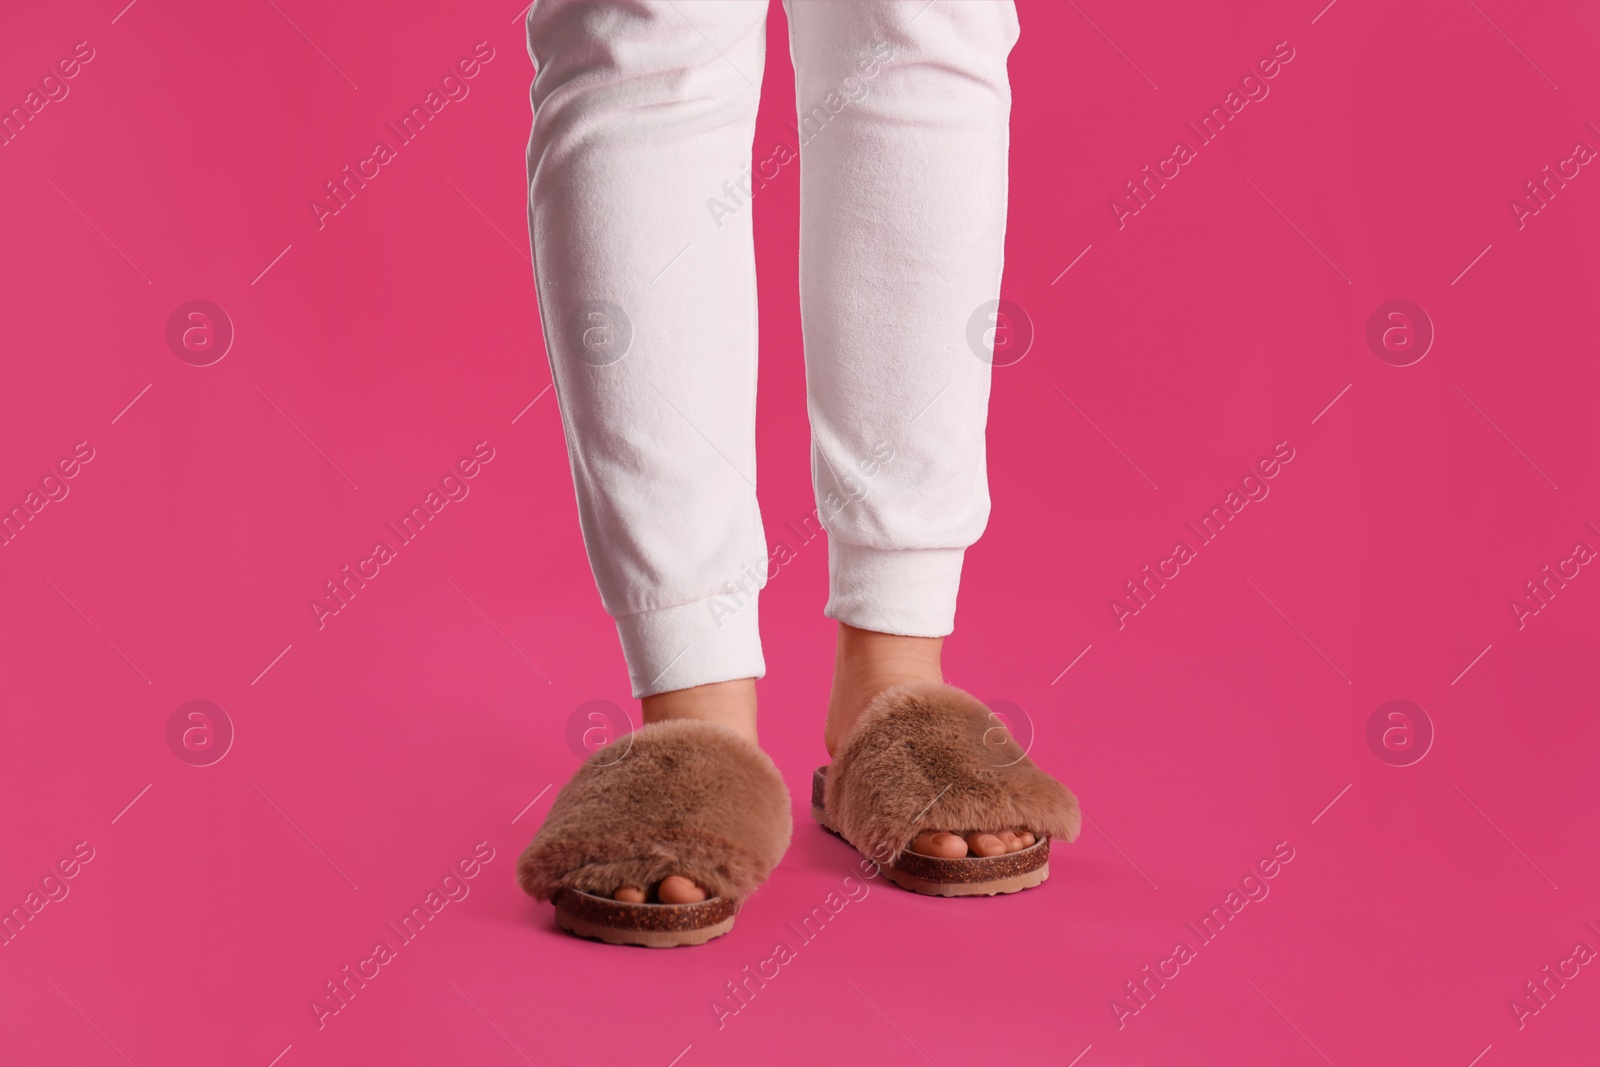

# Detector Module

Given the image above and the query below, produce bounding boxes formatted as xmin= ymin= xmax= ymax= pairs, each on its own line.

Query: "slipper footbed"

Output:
xmin=519 ymin=719 xmax=791 ymax=903
xmin=822 ymin=680 xmax=1081 ymax=869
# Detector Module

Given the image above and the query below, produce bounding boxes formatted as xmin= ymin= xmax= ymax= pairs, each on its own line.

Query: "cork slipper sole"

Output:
xmin=810 ymin=769 xmax=1051 ymax=896
xmin=553 ymin=889 xmax=739 ymax=948
xmin=816 ymin=680 xmax=1081 ymax=898
xmin=518 ymin=719 xmax=792 ymax=948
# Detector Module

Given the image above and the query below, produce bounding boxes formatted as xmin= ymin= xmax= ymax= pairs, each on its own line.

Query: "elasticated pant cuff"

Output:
xmin=824 ymin=542 xmax=966 ymax=637
xmin=614 ymin=592 xmax=766 ymax=698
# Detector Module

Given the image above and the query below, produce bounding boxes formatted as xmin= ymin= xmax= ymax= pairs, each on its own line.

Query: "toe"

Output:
xmin=965 ymin=832 xmax=1007 ymax=857
xmin=997 ymin=830 xmax=1023 ymax=853
xmin=614 ymin=886 xmax=645 ymax=903
xmin=1018 ymin=830 xmax=1037 ymax=848
xmin=657 ymin=875 xmax=708 ymax=904
xmin=911 ymin=831 xmax=969 ymax=859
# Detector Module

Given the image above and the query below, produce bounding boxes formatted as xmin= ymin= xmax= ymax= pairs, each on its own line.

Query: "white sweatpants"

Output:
xmin=525 ymin=0 xmax=1020 ymax=697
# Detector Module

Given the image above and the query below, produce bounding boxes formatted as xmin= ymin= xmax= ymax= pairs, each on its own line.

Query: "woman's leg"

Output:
xmin=526 ymin=0 xmax=772 ymax=902
xmin=786 ymin=0 xmax=1026 ymax=858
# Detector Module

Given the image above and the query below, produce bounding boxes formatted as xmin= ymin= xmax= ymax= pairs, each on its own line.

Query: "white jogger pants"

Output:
xmin=525 ymin=0 xmax=1021 ymax=697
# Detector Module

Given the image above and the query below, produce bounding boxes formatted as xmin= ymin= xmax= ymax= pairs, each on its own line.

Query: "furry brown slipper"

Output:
xmin=814 ymin=680 xmax=1080 ymax=897
xmin=519 ymin=718 xmax=791 ymax=947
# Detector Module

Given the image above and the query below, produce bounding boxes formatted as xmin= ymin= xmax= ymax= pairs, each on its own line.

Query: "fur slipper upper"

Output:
xmin=518 ymin=719 xmax=792 ymax=903
xmin=822 ymin=680 xmax=1081 ymax=867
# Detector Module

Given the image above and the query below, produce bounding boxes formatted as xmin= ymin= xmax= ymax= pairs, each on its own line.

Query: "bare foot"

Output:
xmin=824 ymin=623 xmax=1041 ymax=860
xmin=607 ymin=678 xmax=757 ymax=903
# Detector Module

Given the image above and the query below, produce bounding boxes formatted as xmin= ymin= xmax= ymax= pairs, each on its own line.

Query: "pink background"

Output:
xmin=3 ymin=1 xmax=1598 ymax=1065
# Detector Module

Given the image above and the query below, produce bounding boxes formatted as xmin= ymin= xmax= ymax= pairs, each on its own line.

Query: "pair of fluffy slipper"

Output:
xmin=518 ymin=680 xmax=1081 ymax=947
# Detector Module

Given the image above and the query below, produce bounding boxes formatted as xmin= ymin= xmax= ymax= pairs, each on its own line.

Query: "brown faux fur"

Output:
xmin=518 ymin=719 xmax=792 ymax=903
xmin=824 ymin=680 xmax=1081 ymax=866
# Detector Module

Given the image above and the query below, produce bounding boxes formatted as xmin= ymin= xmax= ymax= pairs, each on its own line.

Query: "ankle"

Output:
xmin=824 ymin=623 xmax=945 ymax=756
xmin=641 ymin=678 xmax=759 ymax=745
